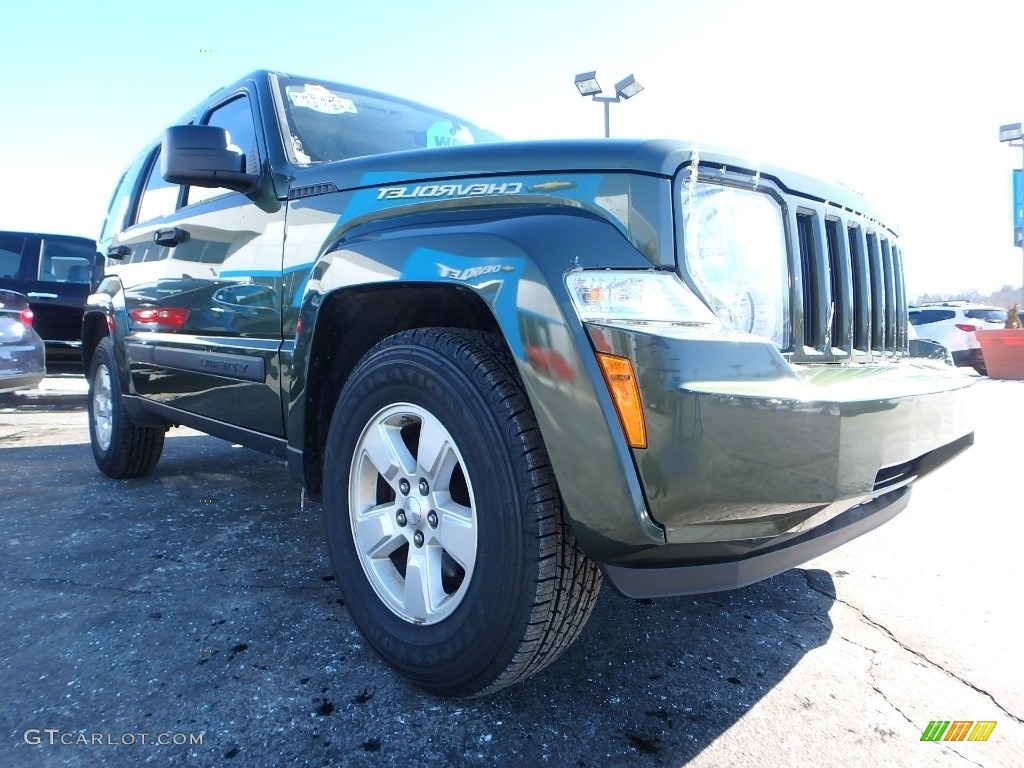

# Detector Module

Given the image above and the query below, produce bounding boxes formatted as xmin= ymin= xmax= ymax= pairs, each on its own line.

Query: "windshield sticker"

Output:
xmin=287 ymin=85 xmax=357 ymax=115
xmin=426 ymin=121 xmax=475 ymax=148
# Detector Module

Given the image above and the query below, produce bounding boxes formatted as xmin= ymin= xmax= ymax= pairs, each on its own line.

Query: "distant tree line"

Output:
xmin=910 ymin=284 xmax=1023 ymax=308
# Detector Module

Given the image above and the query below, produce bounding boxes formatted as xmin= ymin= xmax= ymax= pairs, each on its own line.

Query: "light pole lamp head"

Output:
xmin=574 ymin=72 xmax=602 ymax=97
xmin=999 ymin=123 xmax=1023 ymax=143
xmin=615 ymin=74 xmax=644 ymax=100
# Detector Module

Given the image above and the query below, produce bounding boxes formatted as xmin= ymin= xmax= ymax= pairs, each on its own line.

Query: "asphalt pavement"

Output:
xmin=0 ymin=375 xmax=1021 ymax=767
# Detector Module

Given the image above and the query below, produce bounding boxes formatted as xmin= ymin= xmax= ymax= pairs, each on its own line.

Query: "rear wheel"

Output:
xmin=323 ymin=328 xmax=602 ymax=697
xmin=88 ymin=337 xmax=165 ymax=478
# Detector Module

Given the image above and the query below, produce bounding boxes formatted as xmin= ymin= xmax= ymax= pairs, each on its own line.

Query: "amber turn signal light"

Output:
xmin=595 ymin=353 xmax=647 ymax=449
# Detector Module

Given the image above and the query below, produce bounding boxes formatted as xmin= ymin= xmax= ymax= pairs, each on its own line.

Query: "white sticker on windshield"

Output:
xmin=426 ymin=121 xmax=475 ymax=148
xmin=287 ymin=85 xmax=357 ymax=115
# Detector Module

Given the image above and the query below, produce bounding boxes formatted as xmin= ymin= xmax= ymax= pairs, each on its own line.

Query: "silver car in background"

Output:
xmin=0 ymin=289 xmax=46 ymax=396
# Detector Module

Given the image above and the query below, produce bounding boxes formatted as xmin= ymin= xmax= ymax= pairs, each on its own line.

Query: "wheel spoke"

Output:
xmin=360 ymin=422 xmax=415 ymax=484
xmin=434 ymin=501 xmax=476 ymax=569
xmin=402 ymin=546 xmax=443 ymax=623
xmin=353 ymin=502 xmax=403 ymax=559
xmin=416 ymin=416 xmax=458 ymax=483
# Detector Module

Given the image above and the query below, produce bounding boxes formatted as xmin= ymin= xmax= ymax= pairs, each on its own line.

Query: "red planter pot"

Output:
xmin=976 ymin=329 xmax=1024 ymax=380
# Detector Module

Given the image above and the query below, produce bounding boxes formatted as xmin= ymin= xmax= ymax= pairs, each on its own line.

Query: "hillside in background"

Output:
xmin=911 ymin=284 xmax=1023 ymax=309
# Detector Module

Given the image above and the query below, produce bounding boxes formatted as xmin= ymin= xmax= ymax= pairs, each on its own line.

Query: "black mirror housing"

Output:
xmin=92 ymin=251 xmax=105 ymax=288
xmin=161 ymin=125 xmax=259 ymax=193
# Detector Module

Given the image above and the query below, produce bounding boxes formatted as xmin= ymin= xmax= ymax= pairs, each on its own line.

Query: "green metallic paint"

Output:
xmin=286 ymin=207 xmax=670 ymax=561
xmin=590 ymin=323 xmax=974 ymax=550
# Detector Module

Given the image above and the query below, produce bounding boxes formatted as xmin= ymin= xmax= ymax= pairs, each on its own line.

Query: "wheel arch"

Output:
xmin=81 ymin=312 xmax=109 ymax=375
xmin=82 ymin=275 xmax=131 ymax=391
xmin=294 ymin=282 xmax=502 ymax=500
xmin=288 ymin=209 xmax=665 ymax=560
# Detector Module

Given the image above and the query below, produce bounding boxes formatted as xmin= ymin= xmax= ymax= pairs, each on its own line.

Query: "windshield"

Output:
xmin=964 ymin=308 xmax=1007 ymax=323
xmin=273 ymin=74 xmax=501 ymax=164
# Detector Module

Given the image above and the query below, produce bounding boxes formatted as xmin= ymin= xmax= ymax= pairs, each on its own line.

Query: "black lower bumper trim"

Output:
xmin=952 ymin=348 xmax=983 ymax=367
xmin=602 ymin=486 xmax=910 ymax=598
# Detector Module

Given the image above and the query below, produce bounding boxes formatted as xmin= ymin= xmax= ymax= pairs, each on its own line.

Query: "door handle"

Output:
xmin=107 ymin=245 xmax=131 ymax=260
xmin=26 ymin=292 xmax=58 ymax=299
xmin=154 ymin=227 xmax=190 ymax=247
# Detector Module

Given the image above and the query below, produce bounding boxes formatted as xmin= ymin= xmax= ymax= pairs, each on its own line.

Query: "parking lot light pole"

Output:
xmin=998 ymin=122 xmax=1024 ymax=309
xmin=574 ymin=71 xmax=645 ymax=138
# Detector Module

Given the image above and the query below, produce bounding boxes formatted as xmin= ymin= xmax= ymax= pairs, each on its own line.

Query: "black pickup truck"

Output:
xmin=84 ymin=70 xmax=974 ymax=696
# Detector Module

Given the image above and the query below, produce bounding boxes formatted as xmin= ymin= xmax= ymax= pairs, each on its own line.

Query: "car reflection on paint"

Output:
xmin=0 ymin=289 xmax=46 ymax=396
xmin=124 ymin=278 xmax=277 ymax=335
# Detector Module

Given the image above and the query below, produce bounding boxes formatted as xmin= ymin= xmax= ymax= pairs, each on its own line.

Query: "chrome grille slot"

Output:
xmin=824 ymin=217 xmax=849 ymax=350
xmin=866 ymin=233 xmax=885 ymax=353
xmin=848 ymin=225 xmax=870 ymax=353
xmin=881 ymin=238 xmax=897 ymax=352
xmin=892 ymin=244 xmax=907 ymax=349
xmin=796 ymin=212 xmax=820 ymax=349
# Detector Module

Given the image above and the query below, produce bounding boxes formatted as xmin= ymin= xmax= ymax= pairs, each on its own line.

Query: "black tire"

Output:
xmin=323 ymin=328 xmax=602 ymax=697
xmin=88 ymin=337 xmax=165 ymax=478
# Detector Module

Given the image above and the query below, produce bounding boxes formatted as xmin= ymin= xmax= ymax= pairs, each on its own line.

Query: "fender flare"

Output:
xmin=294 ymin=206 xmax=666 ymax=560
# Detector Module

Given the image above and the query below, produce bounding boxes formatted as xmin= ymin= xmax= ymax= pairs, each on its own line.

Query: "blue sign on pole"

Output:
xmin=1015 ymin=169 xmax=1023 ymax=226
xmin=1014 ymin=170 xmax=1022 ymax=245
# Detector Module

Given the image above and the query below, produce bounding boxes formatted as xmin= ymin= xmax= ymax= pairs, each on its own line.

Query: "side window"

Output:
xmin=965 ymin=309 xmax=1007 ymax=323
xmin=0 ymin=233 xmax=29 ymax=279
xmin=39 ymin=240 xmax=96 ymax=284
xmin=909 ymin=309 xmax=955 ymax=325
xmin=186 ymin=95 xmax=258 ymax=207
xmin=136 ymin=149 xmax=181 ymax=225
xmin=98 ymin=154 xmax=148 ymax=247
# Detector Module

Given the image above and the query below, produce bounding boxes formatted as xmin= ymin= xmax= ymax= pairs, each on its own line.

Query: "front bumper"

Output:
xmin=0 ymin=370 xmax=45 ymax=394
xmin=603 ymin=484 xmax=913 ymax=597
xmin=1 ymin=339 xmax=46 ymax=393
xmin=587 ymin=325 xmax=974 ymax=582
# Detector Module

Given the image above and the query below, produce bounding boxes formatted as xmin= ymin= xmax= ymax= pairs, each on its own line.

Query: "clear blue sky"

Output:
xmin=2 ymin=0 xmax=1022 ymax=297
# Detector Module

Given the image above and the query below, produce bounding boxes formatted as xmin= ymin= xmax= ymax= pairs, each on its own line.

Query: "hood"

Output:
xmin=288 ymin=138 xmax=892 ymax=225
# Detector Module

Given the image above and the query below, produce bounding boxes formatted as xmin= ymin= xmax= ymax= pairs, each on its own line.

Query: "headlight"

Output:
xmin=565 ymin=271 xmax=720 ymax=327
xmin=681 ymin=182 xmax=790 ymax=347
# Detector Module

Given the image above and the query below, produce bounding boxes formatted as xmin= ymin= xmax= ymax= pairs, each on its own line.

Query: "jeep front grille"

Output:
xmin=792 ymin=203 xmax=907 ymax=361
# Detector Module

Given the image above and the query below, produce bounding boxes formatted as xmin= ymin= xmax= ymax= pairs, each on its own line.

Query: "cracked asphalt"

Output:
xmin=1 ymin=375 xmax=1021 ymax=767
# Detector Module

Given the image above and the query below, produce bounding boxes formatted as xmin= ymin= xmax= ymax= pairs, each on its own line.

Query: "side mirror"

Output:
xmin=161 ymin=125 xmax=259 ymax=193
xmin=92 ymin=251 xmax=105 ymax=288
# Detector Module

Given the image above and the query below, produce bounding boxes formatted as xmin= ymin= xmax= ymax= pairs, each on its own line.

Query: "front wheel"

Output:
xmin=88 ymin=337 xmax=165 ymax=478
xmin=323 ymin=328 xmax=602 ymax=697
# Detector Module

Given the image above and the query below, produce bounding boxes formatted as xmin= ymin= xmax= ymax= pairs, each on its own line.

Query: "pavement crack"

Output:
xmin=940 ymin=746 xmax=987 ymax=768
xmin=802 ymin=570 xmax=1024 ymax=727
xmin=866 ymin=653 xmax=917 ymax=731
xmin=832 ymin=625 xmax=919 ymax=734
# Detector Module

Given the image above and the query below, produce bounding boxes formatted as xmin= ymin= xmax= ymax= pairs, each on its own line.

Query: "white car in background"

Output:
xmin=909 ymin=302 xmax=1007 ymax=374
